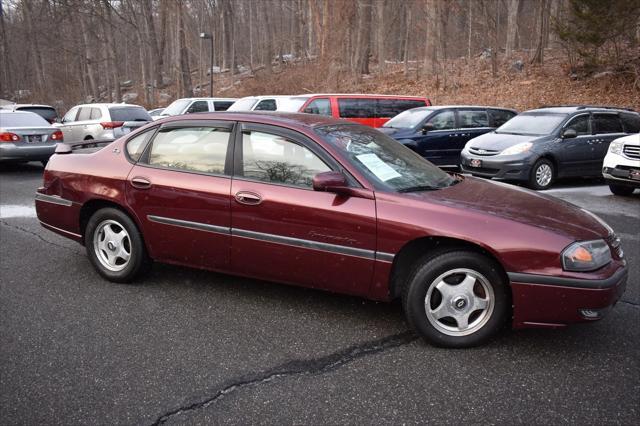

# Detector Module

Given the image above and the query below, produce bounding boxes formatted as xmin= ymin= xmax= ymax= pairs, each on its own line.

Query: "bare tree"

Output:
xmin=505 ymin=0 xmax=520 ymax=57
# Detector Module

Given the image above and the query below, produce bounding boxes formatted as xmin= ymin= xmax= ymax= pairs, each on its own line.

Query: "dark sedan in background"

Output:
xmin=379 ymin=106 xmax=517 ymax=167
xmin=461 ymin=106 xmax=640 ymax=189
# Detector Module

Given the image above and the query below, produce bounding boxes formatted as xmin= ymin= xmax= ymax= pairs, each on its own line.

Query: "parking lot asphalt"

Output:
xmin=1 ymin=163 xmax=638 ymax=425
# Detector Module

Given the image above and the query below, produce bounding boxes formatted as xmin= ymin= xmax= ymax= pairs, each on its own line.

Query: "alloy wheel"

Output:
xmin=93 ymin=219 xmax=132 ymax=272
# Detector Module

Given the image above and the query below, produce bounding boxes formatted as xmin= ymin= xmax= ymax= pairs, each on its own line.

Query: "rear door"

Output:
xmin=229 ymin=123 xmax=377 ymax=296
xmin=454 ymin=109 xmax=492 ymax=165
xmin=592 ymin=113 xmax=626 ymax=173
xmin=125 ymin=120 xmax=234 ymax=270
xmin=415 ymin=109 xmax=458 ymax=166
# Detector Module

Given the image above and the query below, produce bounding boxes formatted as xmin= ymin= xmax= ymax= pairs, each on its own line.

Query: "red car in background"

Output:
xmin=35 ymin=112 xmax=627 ymax=348
xmin=296 ymin=94 xmax=431 ymax=128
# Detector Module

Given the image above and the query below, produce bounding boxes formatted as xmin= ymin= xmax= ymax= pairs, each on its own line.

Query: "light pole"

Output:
xmin=199 ymin=32 xmax=213 ymax=97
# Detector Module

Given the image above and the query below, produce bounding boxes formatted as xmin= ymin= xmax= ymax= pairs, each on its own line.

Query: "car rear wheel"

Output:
xmin=608 ymin=184 xmax=635 ymax=196
xmin=528 ymin=158 xmax=555 ymax=190
xmin=85 ymin=208 xmax=150 ymax=283
xmin=402 ymin=250 xmax=509 ymax=348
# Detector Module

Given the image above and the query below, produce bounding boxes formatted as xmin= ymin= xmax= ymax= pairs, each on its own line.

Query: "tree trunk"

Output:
xmin=320 ymin=0 xmax=329 ymax=58
xmin=531 ymin=0 xmax=550 ymax=64
xmin=79 ymin=11 xmax=99 ymax=101
xmin=377 ymin=1 xmax=385 ymax=71
xmin=176 ymin=0 xmax=193 ymax=97
xmin=403 ymin=2 xmax=412 ymax=77
xmin=101 ymin=0 xmax=121 ymax=102
xmin=505 ymin=0 xmax=519 ymax=57
xmin=355 ymin=0 xmax=372 ymax=77
xmin=426 ymin=0 xmax=438 ymax=75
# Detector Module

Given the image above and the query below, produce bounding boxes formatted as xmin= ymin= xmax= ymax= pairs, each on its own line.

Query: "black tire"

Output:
xmin=528 ymin=158 xmax=555 ymax=190
xmin=402 ymin=250 xmax=510 ymax=348
xmin=608 ymin=184 xmax=635 ymax=196
xmin=84 ymin=207 xmax=150 ymax=283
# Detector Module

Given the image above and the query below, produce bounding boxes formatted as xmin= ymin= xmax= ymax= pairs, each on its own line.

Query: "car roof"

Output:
xmin=157 ymin=111 xmax=351 ymax=129
xmin=405 ymin=105 xmax=517 ymax=111
xmin=173 ymin=97 xmax=237 ymax=101
xmin=524 ymin=106 xmax=637 ymax=114
xmin=72 ymin=103 xmax=145 ymax=108
xmin=298 ymin=93 xmax=428 ymax=99
xmin=236 ymin=95 xmax=300 ymax=100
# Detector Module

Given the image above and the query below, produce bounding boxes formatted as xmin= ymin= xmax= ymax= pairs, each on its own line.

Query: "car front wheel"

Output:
xmin=608 ymin=184 xmax=635 ymax=196
xmin=528 ymin=158 xmax=555 ymax=190
xmin=84 ymin=207 xmax=150 ymax=283
xmin=402 ymin=251 xmax=509 ymax=348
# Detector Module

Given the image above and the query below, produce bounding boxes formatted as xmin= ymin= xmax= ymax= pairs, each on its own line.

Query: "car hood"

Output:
xmin=379 ymin=127 xmax=416 ymax=140
xmin=411 ymin=177 xmax=610 ymax=241
xmin=467 ymin=132 xmax=548 ymax=151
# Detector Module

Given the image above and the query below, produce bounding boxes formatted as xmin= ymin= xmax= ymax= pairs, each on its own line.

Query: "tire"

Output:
xmin=608 ymin=184 xmax=635 ymax=196
xmin=84 ymin=207 xmax=150 ymax=283
xmin=402 ymin=250 xmax=510 ymax=348
xmin=528 ymin=158 xmax=555 ymax=190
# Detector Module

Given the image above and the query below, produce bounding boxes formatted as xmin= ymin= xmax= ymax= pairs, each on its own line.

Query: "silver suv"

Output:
xmin=56 ymin=103 xmax=152 ymax=142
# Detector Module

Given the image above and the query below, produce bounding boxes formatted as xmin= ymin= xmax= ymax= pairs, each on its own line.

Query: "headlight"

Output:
xmin=562 ymin=239 xmax=611 ymax=272
xmin=500 ymin=142 xmax=532 ymax=155
xmin=609 ymin=140 xmax=623 ymax=155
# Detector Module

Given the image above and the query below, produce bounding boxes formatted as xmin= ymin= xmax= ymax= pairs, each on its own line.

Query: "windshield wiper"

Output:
xmin=398 ymin=185 xmax=441 ymax=193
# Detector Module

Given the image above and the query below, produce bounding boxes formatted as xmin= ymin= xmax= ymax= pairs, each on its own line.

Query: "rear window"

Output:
xmin=377 ymin=99 xmax=427 ymax=118
xmin=109 ymin=107 xmax=152 ymax=122
xmin=0 ymin=112 xmax=50 ymax=127
xmin=620 ymin=112 xmax=640 ymax=133
xmin=213 ymin=101 xmax=234 ymax=111
xmin=16 ymin=107 xmax=57 ymax=122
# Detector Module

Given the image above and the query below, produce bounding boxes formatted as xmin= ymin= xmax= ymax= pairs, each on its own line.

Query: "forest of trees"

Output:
xmin=0 ymin=0 xmax=639 ymax=109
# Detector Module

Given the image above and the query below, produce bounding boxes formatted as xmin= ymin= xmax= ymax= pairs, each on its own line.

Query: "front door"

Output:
xmin=557 ymin=113 xmax=593 ymax=177
xmin=125 ymin=121 xmax=234 ymax=270
xmin=416 ymin=110 xmax=458 ymax=166
xmin=229 ymin=123 xmax=377 ymax=296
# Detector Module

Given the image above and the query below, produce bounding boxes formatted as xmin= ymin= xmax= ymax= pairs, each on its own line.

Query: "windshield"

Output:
xmin=161 ymin=99 xmax=191 ymax=116
xmin=0 ymin=112 xmax=50 ymax=127
xmin=496 ymin=113 xmax=566 ymax=136
xmin=383 ymin=108 xmax=433 ymax=129
xmin=315 ymin=124 xmax=456 ymax=192
xmin=227 ymin=98 xmax=258 ymax=111
xmin=277 ymin=97 xmax=308 ymax=112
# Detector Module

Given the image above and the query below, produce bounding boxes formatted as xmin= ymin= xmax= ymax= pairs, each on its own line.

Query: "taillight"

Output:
xmin=0 ymin=132 xmax=21 ymax=142
xmin=100 ymin=121 xmax=124 ymax=129
xmin=50 ymin=130 xmax=64 ymax=141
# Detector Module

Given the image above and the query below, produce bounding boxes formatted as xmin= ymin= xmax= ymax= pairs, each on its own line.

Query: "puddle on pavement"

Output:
xmin=0 ymin=205 xmax=37 ymax=218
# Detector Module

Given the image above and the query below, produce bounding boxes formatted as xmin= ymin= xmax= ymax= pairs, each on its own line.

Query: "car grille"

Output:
xmin=469 ymin=147 xmax=500 ymax=156
xmin=605 ymin=233 xmax=624 ymax=260
xmin=623 ymin=145 xmax=640 ymax=160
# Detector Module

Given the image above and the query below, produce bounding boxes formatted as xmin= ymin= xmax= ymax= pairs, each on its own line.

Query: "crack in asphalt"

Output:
xmin=150 ymin=331 xmax=417 ymax=425
xmin=0 ymin=219 xmax=83 ymax=255
xmin=619 ymin=299 xmax=639 ymax=308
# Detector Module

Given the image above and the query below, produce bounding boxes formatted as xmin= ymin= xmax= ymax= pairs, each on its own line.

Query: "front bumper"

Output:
xmin=460 ymin=152 xmax=534 ymax=180
xmin=509 ymin=266 xmax=627 ymax=329
xmin=0 ymin=143 xmax=57 ymax=162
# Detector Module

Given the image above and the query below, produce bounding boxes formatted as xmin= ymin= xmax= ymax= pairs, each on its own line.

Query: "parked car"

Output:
xmin=1 ymin=103 xmax=59 ymax=124
xmin=296 ymin=94 xmax=431 ymax=128
xmin=0 ymin=110 xmax=64 ymax=165
xmin=157 ymin=97 xmax=237 ymax=119
xmin=227 ymin=95 xmax=308 ymax=112
xmin=602 ymin=133 xmax=640 ymax=196
xmin=56 ymin=103 xmax=152 ymax=142
xmin=147 ymin=107 xmax=165 ymax=117
xmin=460 ymin=106 xmax=640 ymax=189
xmin=379 ymin=106 xmax=517 ymax=168
xmin=36 ymin=112 xmax=627 ymax=348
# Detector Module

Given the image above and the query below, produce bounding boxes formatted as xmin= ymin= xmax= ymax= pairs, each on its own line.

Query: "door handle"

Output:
xmin=130 ymin=176 xmax=152 ymax=189
xmin=235 ymin=191 xmax=262 ymax=205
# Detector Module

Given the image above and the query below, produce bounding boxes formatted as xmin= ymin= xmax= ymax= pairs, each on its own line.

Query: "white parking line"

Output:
xmin=0 ymin=205 xmax=37 ymax=219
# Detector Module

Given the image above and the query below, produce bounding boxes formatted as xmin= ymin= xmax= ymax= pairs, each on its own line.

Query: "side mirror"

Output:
xmin=312 ymin=171 xmax=347 ymax=192
xmin=422 ymin=123 xmax=435 ymax=134
xmin=562 ymin=128 xmax=577 ymax=139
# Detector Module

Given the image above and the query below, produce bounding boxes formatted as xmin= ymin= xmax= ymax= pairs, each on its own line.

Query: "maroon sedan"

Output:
xmin=35 ymin=112 xmax=627 ymax=347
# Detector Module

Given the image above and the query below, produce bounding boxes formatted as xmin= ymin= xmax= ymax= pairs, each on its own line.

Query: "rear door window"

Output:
xmin=185 ymin=101 xmax=209 ymax=114
xmin=338 ymin=99 xmax=376 ymax=118
xmin=620 ymin=113 xmax=640 ymax=133
xmin=254 ymin=99 xmax=277 ymax=111
xmin=303 ymin=98 xmax=332 ymax=115
xmin=426 ymin=110 xmax=456 ymax=130
xmin=109 ymin=107 xmax=152 ymax=122
xmin=377 ymin=99 xmax=427 ymax=118
xmin=77 ymin=107 xmax=92 ymax=121
xmin=90 ymin=108 xmax=103 ymax=120
xmin=593 ymin=114 xmax=623 ymax=134
xmin=213 ymin=101 xmax=234 ymax=111
xmin=458 ymin=110 xmax=489 ymax=128
xmin=489 ymin=109 xmax=516 ymax=127
xmin=564 ymin=114 xmax=590 ymax=135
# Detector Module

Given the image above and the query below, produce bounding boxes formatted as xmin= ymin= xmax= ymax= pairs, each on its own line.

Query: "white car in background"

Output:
xmin=156 ymin=97 xmax=237 ymax=120
xmin=227 ymin=95 xmax=307 ymax=112
xmin=56 ymin=103 xmax=152 ymax=142
xmin=602 ymin=133 xmax=640 ymax=196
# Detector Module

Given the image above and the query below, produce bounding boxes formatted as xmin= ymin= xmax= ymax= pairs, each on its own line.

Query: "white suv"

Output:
xmin=603 ymin=133 xmax=640 ymax=195
xmin=156 ymin=97 xmax=237 ymax=119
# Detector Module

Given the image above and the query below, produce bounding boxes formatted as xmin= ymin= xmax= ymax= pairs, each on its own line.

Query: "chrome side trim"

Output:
xmin=147 ymin=214 xmax=396 ymax=262
xmin=147 ymin=215 xmax=231 ymax=235
xmin=39 ymin=221 xmax=82 ymax=239
xmin=232 ymin=228 xmax=376 ymax=260
xmin=35 ymin=193 xmax=73 ymax=207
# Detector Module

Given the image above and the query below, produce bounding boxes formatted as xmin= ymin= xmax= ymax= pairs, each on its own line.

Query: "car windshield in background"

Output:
xmin=383 ymin=108 xmax=433 ymax=129
xmin=228 ymin=98 xmax=258 ymax=111
xmin=161 ymin=99 xmax=191 ymax=116
xmin=496 ymin=113 xmax=566 ymax=136
xmin=278 ymin=97 xmax=308 ymax=112
xmin=109 ymin=107 xmax=152 ymax=122
xmin=315 ymin=123 xmax=455 ymax=192
xmin=0 ymin=112 xmax=50 ymax=127
xmin=17 ymin=107 xmax=57 ymax=123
